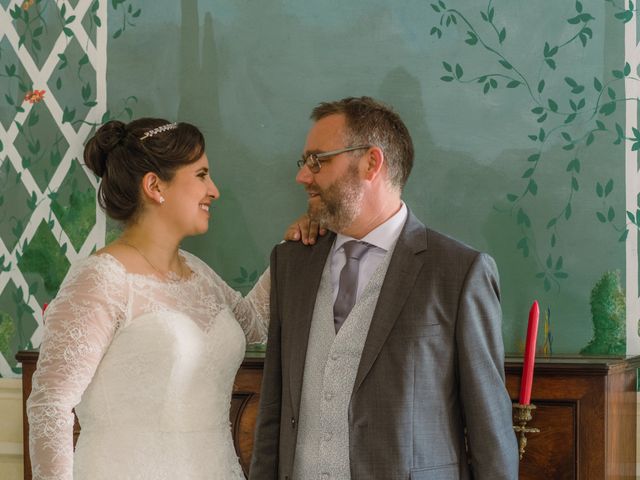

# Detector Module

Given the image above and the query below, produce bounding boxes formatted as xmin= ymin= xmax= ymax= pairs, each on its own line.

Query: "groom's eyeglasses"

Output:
xmin=297 ymin=145 xmax=371 ymax=174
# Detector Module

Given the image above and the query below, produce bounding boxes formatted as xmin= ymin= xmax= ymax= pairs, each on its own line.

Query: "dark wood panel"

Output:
xmin=18 ymin=352 xmax=640 ymax=480
xmin=515 ymin=401 xmax=576 ymax=480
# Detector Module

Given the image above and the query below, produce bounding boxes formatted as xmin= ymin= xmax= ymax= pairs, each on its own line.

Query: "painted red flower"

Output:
xmin=24 ymin=90 xmax=45 ymax=104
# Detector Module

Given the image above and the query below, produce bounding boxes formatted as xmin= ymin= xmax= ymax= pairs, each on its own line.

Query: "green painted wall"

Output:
xmin=0 ymin=0 xmax=633 ymax=376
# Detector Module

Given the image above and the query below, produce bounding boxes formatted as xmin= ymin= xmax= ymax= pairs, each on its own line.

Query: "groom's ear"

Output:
xmin=362 ymin=146 xmax=385 ymax=182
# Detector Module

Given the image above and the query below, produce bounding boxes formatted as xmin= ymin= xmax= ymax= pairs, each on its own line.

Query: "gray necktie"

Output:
xmin=334 ymin=241 xmax=371 ymax=333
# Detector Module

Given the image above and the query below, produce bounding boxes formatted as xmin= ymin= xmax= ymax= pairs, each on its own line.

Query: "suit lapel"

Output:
xmin=352 ymin=212 xmax=428 ymax=395
xmin=288 ymin=233 xmax=335 ymax=415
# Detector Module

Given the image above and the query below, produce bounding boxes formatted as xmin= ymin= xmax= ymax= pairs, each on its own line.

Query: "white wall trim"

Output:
xmin=0 ymin=378 xmax=22 ymax=400
xmin=0 ymin=441 xmax=22 ymax=458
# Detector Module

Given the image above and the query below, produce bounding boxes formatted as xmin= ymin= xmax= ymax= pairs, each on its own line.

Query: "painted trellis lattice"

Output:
xmin=0 ymin=0 xmax=107 ymax=377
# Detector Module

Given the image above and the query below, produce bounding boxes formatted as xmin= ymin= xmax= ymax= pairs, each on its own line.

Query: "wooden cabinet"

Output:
xmin=17 ymin=351 xmax=640 ymax=479
xmin=505 ymin=356 xmax=640 ymax=480
xmin=16 ymin=351 xmax=264 ymax=480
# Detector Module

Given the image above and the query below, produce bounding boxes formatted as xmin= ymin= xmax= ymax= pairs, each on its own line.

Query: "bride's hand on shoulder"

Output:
xmin=283 ymin=214 xmax=327 ymax=245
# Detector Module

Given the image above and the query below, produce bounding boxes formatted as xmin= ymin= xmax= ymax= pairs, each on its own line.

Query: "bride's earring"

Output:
xmin=159 ymin=196 xmax=165 ymax=205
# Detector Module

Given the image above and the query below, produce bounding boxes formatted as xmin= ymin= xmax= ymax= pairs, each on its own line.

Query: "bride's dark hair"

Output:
xmin=84 ymin=118 xmax=205 ymax=223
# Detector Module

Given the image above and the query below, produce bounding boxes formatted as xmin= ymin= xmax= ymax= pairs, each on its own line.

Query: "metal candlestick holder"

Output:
xmin=512 ymin=403 xmax=540 ymax=460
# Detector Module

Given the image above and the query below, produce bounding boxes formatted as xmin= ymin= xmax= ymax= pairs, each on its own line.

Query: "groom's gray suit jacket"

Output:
xmin=250 ymin=211 xmax=519 ymax=480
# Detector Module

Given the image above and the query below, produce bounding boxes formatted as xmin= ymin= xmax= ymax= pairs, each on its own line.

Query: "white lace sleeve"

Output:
xmin=231 ymin=268 xmax=270 ymax=344
xmin=26 ymin=256 xmax=127 ymax=480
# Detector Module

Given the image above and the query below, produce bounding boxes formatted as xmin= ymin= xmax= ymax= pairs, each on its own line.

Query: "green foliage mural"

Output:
xmin=430 ymin=0 xmax=633 ymax=293
xmin=1 ymin=0 xmax=637 ymax=374
xmin=0 ymin=0 xmax=143 ymax=376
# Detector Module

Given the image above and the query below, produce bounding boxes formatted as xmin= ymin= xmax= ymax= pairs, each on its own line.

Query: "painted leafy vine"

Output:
xmin=431 ymin=0 xmax=635 ymax=292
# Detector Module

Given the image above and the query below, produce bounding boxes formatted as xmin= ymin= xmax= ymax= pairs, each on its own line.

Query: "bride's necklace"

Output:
xmin=120 ymin=241 xmax=186 ymax=280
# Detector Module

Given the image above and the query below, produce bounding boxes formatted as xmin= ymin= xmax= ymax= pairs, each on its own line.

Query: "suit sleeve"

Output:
xmin=456 ymin=253 xmax=519 ymax=480
xmin=249 ymin=246 xmax=283 ymax=479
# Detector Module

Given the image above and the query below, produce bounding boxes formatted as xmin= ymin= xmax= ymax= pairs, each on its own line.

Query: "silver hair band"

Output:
xmin=139 ymin=122 xmax=178 ymax=141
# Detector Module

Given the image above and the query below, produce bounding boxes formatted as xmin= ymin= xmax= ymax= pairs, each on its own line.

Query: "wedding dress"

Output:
xmin=26 ymin=251 xmax=270 ymax=480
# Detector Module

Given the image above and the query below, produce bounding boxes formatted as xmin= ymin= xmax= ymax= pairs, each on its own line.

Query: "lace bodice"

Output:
xmin=26 ymin=251 xmax=270 ymax=480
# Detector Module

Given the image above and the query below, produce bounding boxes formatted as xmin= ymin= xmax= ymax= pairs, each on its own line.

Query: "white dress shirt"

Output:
xmin=330 ymin=202 xmax=408 ymax=304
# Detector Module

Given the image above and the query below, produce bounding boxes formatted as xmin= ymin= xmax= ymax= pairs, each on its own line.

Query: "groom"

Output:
xmin=250 ymin=96 xmax=518 ymax=479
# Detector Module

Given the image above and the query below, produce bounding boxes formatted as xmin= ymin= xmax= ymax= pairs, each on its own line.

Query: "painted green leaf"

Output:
xmin=596 ymin=182 xmax=604 ymax=197
xmin=545 ymin=58 xmax=556 ymax=70
xmin=442 ymin=62 xmax=452 ymax=72
xmin=596 ymin=120 xmax=605 ymax=130
xmin=522 ymin=168 xmax=534 ymax=178
xmin=538 ymin=128 xmax=546 ymax=142
xmin=528 ymin=179 xmax=538 ymax=195
xmin=527 ymin=153 xmax=540 ymax=162
xmin=62 ymin=107 xmax=76 ymax=123
xmin=548 ymin=99 xmax=558 ymax=111
xmin=567 ymin=15 xmax=582 ymax=24
xmin=506 ymin=80 xmax=520 ymax=88
xmin=441 ymin=76 xmax=454 ymax=82
xmin=551 ymin=234 xmax=556 ymax=247
xmin=608 ymin=87 xmax=616 ymax=100
xmin=561 ymin=132 xmax=572 ymax=142
xmin=564 ymin=113 xmax=576 ymax=124
xmin=455 ymin=64 xmax=463 ymax=79
xmin=506 ymin=194 xmax=518 ymax=202
xmin=565 ymin=77 xmax=577 ymax=87
xmin=565 ymin=203 xmax=572 ymax=220
xmin=599 ymin=102 xmax=616 ymax=116
xmin=619 ymin=230 xmax=629 ymax=242
xmin=608 ymin=207 xmax=615 ymax=221
xmin=537 ymin=80 xmax=545 ymax=93
xmin=596 ymin=212 xmax=607 ymax=223
xmin=571 ymin=176 xmax=579 ymax=191
xmin=499 ymin=60 xmax=512 ymax=70
xmin=465 ymin=31 xmax=477 ymax=45
xmin=498 ymin=27 xmax=506 ymax=43
xmin=528 ymin=135 xmax=537 ymax=141
xmin=576 ymin=1 xmax=583 ymax=13
xmin=546 ymin=255 xmax=552 ymax=268
xmin=627 ymin=211 xmax=635 ymax=223
xmin=624 ymin=62 xmax=632 ymax=76
xmin=612 ymin=69 xmax=624 ymax=79
xmin=483 ymin=82 xmax=490 ymax=94
xmin=615 ymin=10 xmax=634 ymax=23
xmin=94 ymin=16 xmax=102 ymax=27
xmin=547 ymin=218 xmax=557 ymax=228
xmin=431 ymin=3 xmax=441 ymax=12
xmin=586 ymin=133 xmax=594 ymax=145
xmin=594 ymin=77 xmax=602 ymax=91
xmin=113 ymin=28 xmax=123 ymax=39
xmin=605 ymin=179 xmax=613 ymax=196
xmin=537 ymin=113 xmax=547 ymax=123
xmin=531 ymin=106 xmax=544 ymax=115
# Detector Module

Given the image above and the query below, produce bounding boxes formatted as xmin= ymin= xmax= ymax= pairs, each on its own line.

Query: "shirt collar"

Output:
xmin=333 ymin=202 xmax=408 ymax=254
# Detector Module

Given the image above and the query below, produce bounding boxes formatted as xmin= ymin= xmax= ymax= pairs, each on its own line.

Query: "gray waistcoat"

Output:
xmin=292 ymin=250 xmax=393 ymax=480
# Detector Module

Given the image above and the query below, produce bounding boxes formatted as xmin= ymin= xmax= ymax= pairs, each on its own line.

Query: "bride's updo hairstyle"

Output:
xmin=84 ymin=118 xmax=205 ymax=224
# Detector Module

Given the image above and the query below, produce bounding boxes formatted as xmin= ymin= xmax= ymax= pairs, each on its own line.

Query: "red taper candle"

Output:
xmin=519 ymin=300 xmax=539 ymax=405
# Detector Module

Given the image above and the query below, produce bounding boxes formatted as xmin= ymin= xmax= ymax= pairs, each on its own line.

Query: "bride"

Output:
xmin=26 ymin=118 xmax=321 ymax=479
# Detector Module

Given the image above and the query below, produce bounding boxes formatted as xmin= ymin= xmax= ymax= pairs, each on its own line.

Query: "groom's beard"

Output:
xmin=306 ymin=162 xmax=364 ymax=233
